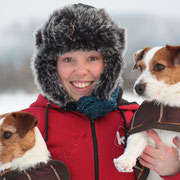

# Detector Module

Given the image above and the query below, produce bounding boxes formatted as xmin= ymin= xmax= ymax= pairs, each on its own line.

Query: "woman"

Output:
xmin=24 ymin=3 xmax=180 ymax=180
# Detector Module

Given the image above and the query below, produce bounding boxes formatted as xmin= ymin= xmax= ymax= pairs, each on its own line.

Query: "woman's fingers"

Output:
xmin=139 ymin=157 xmax=155 ymax=171
xmin=146 ymin=130 xmax=163 ymax=148
xmin=173 ymin=137 xmax=180 ymax=148
xmin=143 ymin=145 xmax=158 ymax=158
xmin=140 ymin=151 xmax=156 ymax=164
xmin=140 ymin=131 xmax=180 ymax=176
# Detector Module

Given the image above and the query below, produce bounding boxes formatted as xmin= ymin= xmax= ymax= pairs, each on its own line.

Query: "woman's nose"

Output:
xmin=74 ymin=61 xmax=88 ymax=76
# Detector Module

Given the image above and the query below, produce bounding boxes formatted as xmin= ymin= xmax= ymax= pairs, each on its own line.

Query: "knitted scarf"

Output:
xmin=65 ymin=87 xmax=120 ymax=119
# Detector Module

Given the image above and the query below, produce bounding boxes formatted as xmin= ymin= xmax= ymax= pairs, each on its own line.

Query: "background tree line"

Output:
xmin=0 ymin=13 xmax=180 ymax=94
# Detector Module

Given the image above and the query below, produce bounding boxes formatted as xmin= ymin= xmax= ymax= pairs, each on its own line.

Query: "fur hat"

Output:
xmin=31 ymin=3 xmax=126 ymax=106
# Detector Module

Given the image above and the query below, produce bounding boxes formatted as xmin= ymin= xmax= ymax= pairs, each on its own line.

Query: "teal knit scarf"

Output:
xmin=66 ymin=87 xmax=120 ymax=119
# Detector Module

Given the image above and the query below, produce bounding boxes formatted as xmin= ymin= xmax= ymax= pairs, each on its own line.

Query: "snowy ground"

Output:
xmin=0 ymin=92 xmax=38 ymax=114
xmin=0 ymin=91 xmax=143 ymax=114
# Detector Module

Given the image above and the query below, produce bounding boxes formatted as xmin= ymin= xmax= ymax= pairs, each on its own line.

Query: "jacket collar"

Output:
xmin=30 ymin=94 xmax=62 ymax=109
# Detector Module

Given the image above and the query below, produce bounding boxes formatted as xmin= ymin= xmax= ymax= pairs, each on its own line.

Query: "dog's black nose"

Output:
xmin=134 ymin=83 xmax=145 ymax=95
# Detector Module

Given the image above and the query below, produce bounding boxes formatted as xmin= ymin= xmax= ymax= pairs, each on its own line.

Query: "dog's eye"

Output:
xmin=3 ymin=132 xmax=12 ymax=139
xmin=154 ymin=63 xmax=165 ymax=71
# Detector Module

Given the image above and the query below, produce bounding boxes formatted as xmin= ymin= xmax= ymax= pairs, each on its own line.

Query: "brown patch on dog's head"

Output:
xmin=149 ymin=45 xmax=180 ymax=84
xmin=0 ymin=111 xmax=38 ymax=164
xmin=165 ymin=45 xmax=180 ymax=66
xmin=11 ymin=112 xmax=38 ymax=138
xmin=133 ymin=47 xmax=151 ymax=70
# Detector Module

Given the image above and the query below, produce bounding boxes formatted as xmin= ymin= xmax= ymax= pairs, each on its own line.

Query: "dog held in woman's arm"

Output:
xmin=0 ymin=111 xmax=70 ymax=180
xmin=114 ymin=45 xmax=180 ymax=180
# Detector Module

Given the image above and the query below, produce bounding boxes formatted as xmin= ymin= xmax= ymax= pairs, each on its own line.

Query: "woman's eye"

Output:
xmin=64 ymin=58 xmax=72 ymax=62
xmin=89 ymin=57 xmax=97 ymax=61
xmin=154 ymin=63 xmax=165 ymax=71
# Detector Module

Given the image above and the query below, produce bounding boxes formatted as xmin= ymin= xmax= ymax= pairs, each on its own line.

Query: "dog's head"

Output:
xmin=0 ymin=111 xmax=38 ymax=164
xmin=133 ymin=45 xmax=180 ymax=106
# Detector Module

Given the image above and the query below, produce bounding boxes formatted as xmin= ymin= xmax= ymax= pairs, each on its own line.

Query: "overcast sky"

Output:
xmin=1 ymin=0 xmax=180 ymax=29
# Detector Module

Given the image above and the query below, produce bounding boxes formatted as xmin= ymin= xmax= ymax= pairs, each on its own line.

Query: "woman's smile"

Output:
xmin=71 ymin=81 xmax=93 ymax=89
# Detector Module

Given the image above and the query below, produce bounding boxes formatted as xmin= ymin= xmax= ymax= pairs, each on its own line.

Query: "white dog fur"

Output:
xmin=0 ymin=111 xmax=50 ymax=172
xmin=114 ymin=45 xmax=180 ymax=180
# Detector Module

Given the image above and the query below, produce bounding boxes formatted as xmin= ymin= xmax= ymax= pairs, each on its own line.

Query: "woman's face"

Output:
xmin=57 ymin=50 xmax=104 ymax=101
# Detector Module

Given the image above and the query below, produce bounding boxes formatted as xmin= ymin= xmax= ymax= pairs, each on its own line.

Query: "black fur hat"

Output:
xmin=32 ymin=3 xmax=126 ymax=106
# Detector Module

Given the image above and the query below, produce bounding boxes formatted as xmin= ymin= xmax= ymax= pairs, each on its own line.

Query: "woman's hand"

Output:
xmin=139 ymin=130 xmax=180 ymax=176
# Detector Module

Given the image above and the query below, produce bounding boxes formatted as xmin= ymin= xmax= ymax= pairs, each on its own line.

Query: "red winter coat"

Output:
xmin=23 ymin=94 xmax=180 ymax=180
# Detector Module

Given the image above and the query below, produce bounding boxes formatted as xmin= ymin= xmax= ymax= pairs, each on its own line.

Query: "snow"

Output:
xmin=122 ymin=92 xmax=143 ymax=104
xmin=0 ymin=92 xmax=37 ymax=114
xmin=0 ymin=92 xmax=143 ymax=114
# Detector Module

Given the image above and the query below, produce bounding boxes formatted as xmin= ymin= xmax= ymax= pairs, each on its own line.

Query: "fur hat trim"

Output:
xmin=31 ymin=3 xmax=126 ymax=106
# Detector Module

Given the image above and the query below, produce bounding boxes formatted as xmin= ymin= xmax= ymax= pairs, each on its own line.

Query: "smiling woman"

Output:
xmin=23 ymin=4 xmax=138 ymax=180
xmin=57 ymin=50 xmax=104 ymax=101
xmin=19 ymin=3 xmax=180 ymax=180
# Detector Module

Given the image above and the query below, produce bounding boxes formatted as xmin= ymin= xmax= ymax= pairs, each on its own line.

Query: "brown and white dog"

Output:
xmin=0 ymin=111 xmax=70 ymax=179
xmin=114 ymin=45 xmax=180 ymax=180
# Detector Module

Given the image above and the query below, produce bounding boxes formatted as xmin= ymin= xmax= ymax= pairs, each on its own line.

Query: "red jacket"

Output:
xmin=24 ymin=94 xmax=180 ymax=180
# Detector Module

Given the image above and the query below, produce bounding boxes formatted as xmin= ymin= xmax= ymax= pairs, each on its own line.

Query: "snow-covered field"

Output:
xmin=0 ymin=92 xmax=38 ymax=114
xmin=0 ymin=92 xmax=143 ymax=114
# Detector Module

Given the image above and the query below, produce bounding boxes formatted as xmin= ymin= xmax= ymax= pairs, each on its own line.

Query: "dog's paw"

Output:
xmin=113 ymin=157 xmax=135 ymax=172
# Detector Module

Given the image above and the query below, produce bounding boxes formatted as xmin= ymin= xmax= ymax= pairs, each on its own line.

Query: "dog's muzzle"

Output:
xmin=134 ymin=83 xmax=145 ymax=95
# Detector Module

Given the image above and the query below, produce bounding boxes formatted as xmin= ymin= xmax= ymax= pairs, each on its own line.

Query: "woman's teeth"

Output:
xmin=72 ymin=82 xmax=91 ymax=88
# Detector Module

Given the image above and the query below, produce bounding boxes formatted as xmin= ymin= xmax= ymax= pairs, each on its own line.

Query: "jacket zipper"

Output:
xmin=62 ymin=110 xmax=99 ymax=179
xmin=90 ymin=119 xmax=99 ymax=180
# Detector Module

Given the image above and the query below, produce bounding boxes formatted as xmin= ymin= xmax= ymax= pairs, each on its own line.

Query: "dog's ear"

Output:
xmin=166 ymin=45 xmax=180 ymax=66
xmin=11 ymin=111 xmax=38 ymax=138
xmin=0 ymin=113 xmax=8 ymax=119
xmin=133 ymin=47 xmax=151 ymax=70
